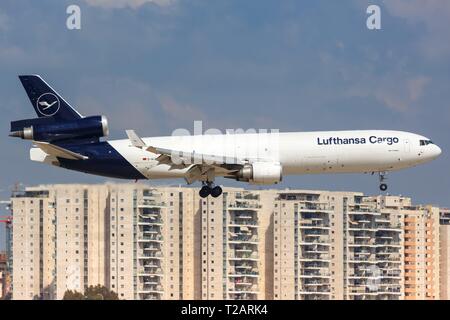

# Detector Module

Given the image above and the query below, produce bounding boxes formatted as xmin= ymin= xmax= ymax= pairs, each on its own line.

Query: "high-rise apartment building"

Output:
xmin=11 ymin=189 xmax=55 ymax=300
xmin=439 ymin=208 xmax=450 ymax=300
xmin=377 ymin=196 xmax=440 ymax=300
xmin=107 ymin=185 xmax=174 ymax=299
xmin=272 ymin=192 xmax=404 ymax=300
xmin=344 ymin=195 xmax=403 ymax=300
xmin=0 ymin=252 xmax=7 ymax=298
xmin=199 ymin=190 xmax=273 ymax=300
xmin=10 ymin=184 xmax=198 ymax=300
xmin=9 ymin=184 xmax=450 ymax=300
xmin=273 ymin=191 xmax=344 ymax=300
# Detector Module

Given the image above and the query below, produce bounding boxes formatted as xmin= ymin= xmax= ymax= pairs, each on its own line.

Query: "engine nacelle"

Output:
xmin=10 ymin=115 xmax=109 ymax=142
xmin=237 ymin=162 xmax=283 ymax=185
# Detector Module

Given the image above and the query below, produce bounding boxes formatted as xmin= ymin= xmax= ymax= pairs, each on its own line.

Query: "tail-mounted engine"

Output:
xmin=10 ymin=115 xmax=109 ymax=143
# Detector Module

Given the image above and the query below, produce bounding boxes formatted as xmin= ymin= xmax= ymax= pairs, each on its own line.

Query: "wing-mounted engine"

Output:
xmin=236 ymin=162 xmax=283 ymax=185
xmin=10 ymin=115 xmax=109 ymax=143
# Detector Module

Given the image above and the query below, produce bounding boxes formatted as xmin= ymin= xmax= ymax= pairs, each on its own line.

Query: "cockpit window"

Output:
xmin=420 ymin=140 xmax=434 ymax=146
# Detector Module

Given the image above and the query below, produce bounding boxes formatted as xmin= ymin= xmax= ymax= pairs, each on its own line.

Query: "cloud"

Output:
xmin=347 ymin=74 xmax=431 ymax=112
xmin=383 ymin=0 xmax=450 ymax=59
xmin=0 ymin=45 xmax=26 ymax=63
xmin=407 ymin=76 xmax=430 ymax=101
xmin=84 ymin=0 xmax=176 ymax=9
xmin=76 ymin=77 xmax=163 ymax=135
xmin=76 ymin=76 xmax=207 ymax=137
xmin=159 ymin=95 xmax=207 ymax=127
xmin=0 ymin=10 xmax=9 ymax=32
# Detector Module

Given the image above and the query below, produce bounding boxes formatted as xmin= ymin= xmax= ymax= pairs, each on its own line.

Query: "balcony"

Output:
xmin=302 ymin=249 xmax=329 ymax=254
xmin=139 ymin=284 xmax=164 ymax=294
xmin=142 ymin=228 xmax=160 ymax=234
xmin=141 ymin=275 xmax=163 ymax=282
xmin=375 ymin=218 xmax=391 ymax=223
xmin=138 ymin=218 xmax=163 ymax=226
xmin=301 ymin=263 xmax=329 ymax=270
xmin=298 ymin=290 xmax=331 ymax=296
xmin=138 ymin=269 xmax=164 ymax=277
xmin=301 ymin=279 xmax=330 ymax=286
xmin=229 ymin=236 xmax=258 ymax=244
xmin=234 ymin=246 xmax=254 ymax=253
xmin=299 ymin=223 xmax=330 ymax=230
xmin=143 ymin=261 xmax=161 ymax=268
xmin=348 ymin=210 xmax=380 ymax=216
xmin=299 ymin=208 xmax=333 ymax=214
xmin=374 ymin=240 xmax=401 ymax=247
xmin=376 ymin=254 xmax=401 ymax=261
xmin=298 ymin=256 xmax=330 ymax=262
xmin=228 ymin=220 xmax=259 ymax=228
xmin=235 ymin=193 xmax=260 ymax=201
xmin=233 ymin=263 xmax=257 ymax=270
xmin=138 ymin=235 xmax=163 ymax=242
xmin=299 ymin=240 xmax=330 ymax=246
xmin=142 ymin=245 xmax=162 ymax=251
xmin=298 ymin=269 xmax=331 ymax=278
xmin=228 ymin=287 xmax=259 ymax=294
xmin=301 ymin=229 xmax=329 ymax=236
xmin=229 ymin=253 xmax=259 ymax=261
xmin=228 ymin=271 xmax=259 ymax=277
xmin=230 ymin=213 xmax=254 ymax=219
xmin=228 ymin=293 xmax=258 ymax=300
xmin=138 ymin=292 xmax=163 ymax=300
xmin=233 ymin=277 xmax=257 ymax=286
xmin=228 ymin=202 xmax=261 ymax=210
xmin=377 ymin=226 xmax=402 ymax=233
xmin=138 ymin=202 xmax=166 ymax=209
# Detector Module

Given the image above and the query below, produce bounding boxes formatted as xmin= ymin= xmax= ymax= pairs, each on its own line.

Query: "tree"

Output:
xmin=62 ymin=289 xmax=84 ymax=300
xmin=84 ymin=285 xmax=119 ymax=300
xmin=2 ymin=292 xmax=12 ymax=300
xmin=62 ymin=285 xmax=119 ymax=300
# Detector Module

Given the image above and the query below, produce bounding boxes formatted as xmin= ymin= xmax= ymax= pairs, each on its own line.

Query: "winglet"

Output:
xmin=126 ymin=130 xmax=146 ymax=148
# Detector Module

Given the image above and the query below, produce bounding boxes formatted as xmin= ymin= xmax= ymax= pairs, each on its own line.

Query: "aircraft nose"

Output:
xmin=431 ymin=144 xmax=442 ymax=159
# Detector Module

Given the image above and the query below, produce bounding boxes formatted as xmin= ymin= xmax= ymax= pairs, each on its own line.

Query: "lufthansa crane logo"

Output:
xmin=36 ymin=93 xmax=60 ymax=117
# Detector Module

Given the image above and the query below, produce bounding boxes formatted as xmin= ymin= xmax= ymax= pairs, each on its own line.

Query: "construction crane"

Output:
xmin=0 ymin=214 xmax=12 ymax=299
xmin=0 ymin=216 xmax=12 ymax=225
xmin=0 ymin=215 xmax=12 ymax=272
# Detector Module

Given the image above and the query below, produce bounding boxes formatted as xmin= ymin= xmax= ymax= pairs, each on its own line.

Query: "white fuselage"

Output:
xmin=107 ymin=130 xmax=441 ymax=180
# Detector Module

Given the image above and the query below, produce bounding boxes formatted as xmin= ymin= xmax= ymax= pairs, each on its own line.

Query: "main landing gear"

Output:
xmin=378 ymin=172 xmax=388 ymax=191
xmin=199 ymin=182 xmax=223 ymax=198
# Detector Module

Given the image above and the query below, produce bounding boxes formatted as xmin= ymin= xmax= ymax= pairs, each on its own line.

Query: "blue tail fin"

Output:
xmin=19 ymin=75 xmax=83 ymax=121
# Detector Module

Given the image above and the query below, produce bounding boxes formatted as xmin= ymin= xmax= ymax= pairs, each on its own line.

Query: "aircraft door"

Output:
xmin=404 ymin=139 xmax=410 ymax=153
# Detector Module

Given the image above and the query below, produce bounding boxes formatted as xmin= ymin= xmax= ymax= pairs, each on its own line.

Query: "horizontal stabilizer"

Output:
xmin=33 ymin=141 xmax=88 ymax=160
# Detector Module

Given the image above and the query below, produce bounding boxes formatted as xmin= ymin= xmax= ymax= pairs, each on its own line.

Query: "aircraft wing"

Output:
xmin=126 ymin=129 xmax=245 ymax=166
xmin=33 ymin=141 xmax=89 ymax=160
xmin=126 ymin=130 xmax=248 ymax=184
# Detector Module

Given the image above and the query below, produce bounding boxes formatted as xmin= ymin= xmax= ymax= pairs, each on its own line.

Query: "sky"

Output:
xmin=1 ymin=0 xmax=450 ymax=249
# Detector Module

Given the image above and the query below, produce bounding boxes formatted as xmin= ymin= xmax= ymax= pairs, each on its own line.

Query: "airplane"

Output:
xmin=9 ymin=75 xmax=442 ymax=198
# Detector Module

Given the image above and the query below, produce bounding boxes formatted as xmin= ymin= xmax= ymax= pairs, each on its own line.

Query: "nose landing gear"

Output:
xmin=199 ymin=182 xmax=223 ymax=198
xmin=378 ymin=172 xmax=388 ymax=191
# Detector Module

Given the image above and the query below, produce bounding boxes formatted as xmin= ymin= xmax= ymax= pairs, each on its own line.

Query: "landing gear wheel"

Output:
xmin=211 ymin=186 xmax=223 ymax=198
xmin=199 ymin=186 xmax=211 ymax=198
xmin=377 ymin=172 xmax=388 ymax=192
